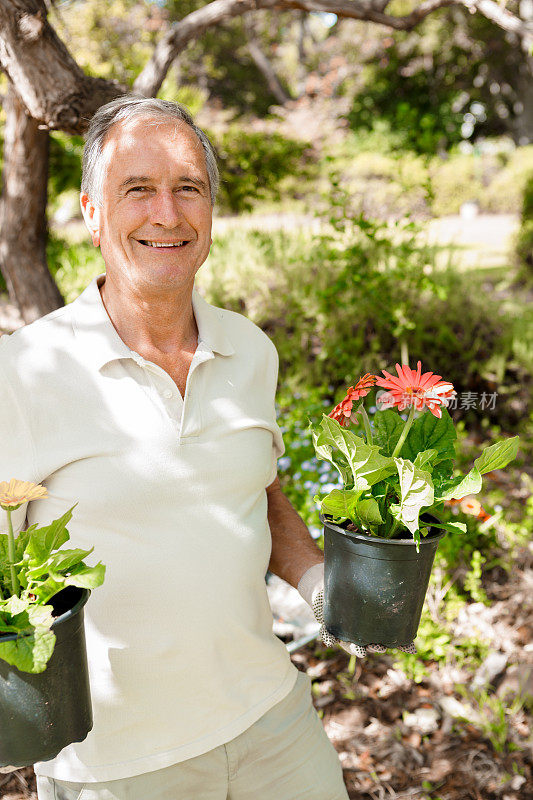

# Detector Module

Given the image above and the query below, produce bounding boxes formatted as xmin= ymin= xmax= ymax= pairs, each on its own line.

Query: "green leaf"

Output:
xmin=64 ymin=562 xmax=106 ymax=589
xmin=371 ymin=479 xmax=390 ymax=499
xmin=311 ymin=427 xmax=352 ymax=486
xmin=48 ymin=547 xmax=94 ymax=574
xmin=392 ymin=458 xmax=435 ymax=535
xmin=401 ymin=408 xmax=457 ymax=463
xmin=0 ymin=628 xmax=56 ymax=673
xmin=436 ymin=437 xmax=520 ymax=502
xmin=373 ymin=410 xmax=404 ymax=456
xmin=14 ymin=523 xmax=39 ymax=560
xmin=425 ymin=520 xmax=467 ymax=535
xmin=0 ymin=596 xmax=56 ymax=673
xmin=414 ymin=448 xmax=438 ymax=469
xmin=316 ymin=489 xmax=361 ymax=523
xmin=359 ymin=450 xmax=397 ymax=487
xmin=438 ymin=466 xmax=482 ymax=501
xmin=0 ymin=617 xmax=20 ymax=633
xmin=314 ymin=415 xmax=396 ymax=487
xmin=24 ymin=506 xmax=75 ymax=564
xmin=433 ymin=459 xmax=454 ymax=481
xmin=315 ymin=416 xmax=367 ymax=482
xmin=31 ymin=575 xmax=66 ymax=605
xmin=26 ymin=603 xmax=55 ymax=629
xmin=355 ymin=497 xmax=383 ymax=528
xmin=474 ymin=437 xmax=520 ymax=475
xmin=4 ymin=595 xmax=28 ymax=616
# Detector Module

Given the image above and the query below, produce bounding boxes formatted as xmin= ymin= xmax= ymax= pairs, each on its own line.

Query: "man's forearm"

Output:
xmin=266 ymin=477 xmax=323 ymax=590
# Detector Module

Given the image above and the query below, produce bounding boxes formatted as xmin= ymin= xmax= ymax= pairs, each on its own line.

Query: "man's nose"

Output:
xmin=148 ymin=190 xmax=183 ymax=227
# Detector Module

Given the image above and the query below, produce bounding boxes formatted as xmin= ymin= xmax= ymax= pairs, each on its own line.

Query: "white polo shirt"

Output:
xmin=0 ymin=274 xmax=297 ymax=783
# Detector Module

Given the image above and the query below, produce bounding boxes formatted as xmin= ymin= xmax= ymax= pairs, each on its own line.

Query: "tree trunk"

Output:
xmin=296 ymin=11 xmax=308 ymax=96
xmin=0 ymin=84 xmax=64 ymax=323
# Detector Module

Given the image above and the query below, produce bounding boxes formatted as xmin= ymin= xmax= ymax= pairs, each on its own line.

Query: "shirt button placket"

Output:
xmin=180 ymin=347 xmax=213 ymax=442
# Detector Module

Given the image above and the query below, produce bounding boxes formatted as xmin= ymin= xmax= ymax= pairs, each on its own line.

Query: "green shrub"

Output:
xmin=47 ymin=236 xmax=104 ymax=302
xmin=484 ymin=148 xmax=533 ymax=213
xmin=317 ymin=136 xmax=533 ymax=219
xmin=214 ymin=126 xmax=314 ymax=213
xmin=429 ymin=154 xmax=483 ymax=215
xmin=514 ymin=172 xmax=533 ymax=280
xmin=48 ymin=133 xmax=84 ymax=202
xmin=347 ymin=68 xmax=464 ymax=155
xmin=201 ymin=191 xmax=518 ymax=416
xmin=423 ymin=145 xmax=533 ymax=216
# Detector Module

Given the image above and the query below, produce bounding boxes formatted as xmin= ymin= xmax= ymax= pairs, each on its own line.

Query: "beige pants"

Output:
xmin=36 ymin=670 xmax=349 ymax=800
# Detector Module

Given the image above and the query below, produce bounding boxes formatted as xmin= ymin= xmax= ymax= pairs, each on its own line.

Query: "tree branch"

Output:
xmin=243 ymin=13 xmax=292 ymax=104
xmin=1 ymin=0 xmax=531 ymax=131
xmin=475 ymin=0 xmax=533 ymax=45
xmin=134 ymin=0 xmax=533 ymax=97
xmin=0 ymin=0 xmax=125 ymax=133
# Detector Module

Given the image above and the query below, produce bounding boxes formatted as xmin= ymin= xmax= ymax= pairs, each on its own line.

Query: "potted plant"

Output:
xmin=310 ymin=363 xmax=519 ymax=650
xmin=0 ymin=479 xmax=105 ymax=769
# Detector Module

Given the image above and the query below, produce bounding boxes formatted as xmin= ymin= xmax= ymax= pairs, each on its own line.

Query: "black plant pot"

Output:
xmin=322 ymin=514 xmax=445 ymax=648
xmin=0 ymin=586 xmax=93 ymax=768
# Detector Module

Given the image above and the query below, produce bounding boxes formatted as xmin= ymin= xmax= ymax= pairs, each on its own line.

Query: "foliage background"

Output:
xmin=1 ymin=1 xmax=532 ymax=795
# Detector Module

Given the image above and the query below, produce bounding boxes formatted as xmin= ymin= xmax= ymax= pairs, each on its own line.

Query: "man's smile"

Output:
xmin=136 ymin=239 xmax=191 ymax=248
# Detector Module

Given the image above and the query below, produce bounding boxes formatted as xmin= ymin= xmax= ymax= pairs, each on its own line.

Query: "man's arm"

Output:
xmin=266 ymin=476 xmax=366 ymax=656
xmin=266 ymin=476 xmax=323 ymax=590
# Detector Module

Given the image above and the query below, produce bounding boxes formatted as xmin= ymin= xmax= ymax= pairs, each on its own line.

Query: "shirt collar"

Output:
xmin=71 ymin=273 xmax=235 ymax=371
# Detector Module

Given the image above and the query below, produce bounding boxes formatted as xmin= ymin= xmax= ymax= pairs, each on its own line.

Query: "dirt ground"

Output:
xmin=2 ymin=540 xmax=531 ymax=800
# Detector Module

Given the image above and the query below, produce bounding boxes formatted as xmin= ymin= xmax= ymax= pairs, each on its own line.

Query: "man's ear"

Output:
xmin=80 ymin=193 xmax=101 ymax=248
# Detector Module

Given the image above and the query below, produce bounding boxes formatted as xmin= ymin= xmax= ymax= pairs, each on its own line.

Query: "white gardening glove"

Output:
xmin=298 ymin=563 xmax=416 ymax=658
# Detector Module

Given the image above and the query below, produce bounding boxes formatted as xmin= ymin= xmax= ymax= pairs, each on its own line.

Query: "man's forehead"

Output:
xmin=105 ymin=114 xmax=194 ymax=139
xmin=101 ymin=116 xmax=206 ymax=173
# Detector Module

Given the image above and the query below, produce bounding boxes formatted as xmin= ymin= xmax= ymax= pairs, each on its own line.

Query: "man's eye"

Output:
xmin=128 ymin=187 xmax=148 ymax=194
xmin=180 ymin=186 xmax=199 ymax=193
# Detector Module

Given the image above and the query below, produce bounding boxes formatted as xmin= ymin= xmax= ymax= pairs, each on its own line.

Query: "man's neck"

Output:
xmin=99 ymin=274 xmax=199 ymax=359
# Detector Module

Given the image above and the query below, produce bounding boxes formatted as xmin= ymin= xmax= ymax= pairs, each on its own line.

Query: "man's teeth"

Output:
xmin=142 ymin=241 xmax=186 ymax=248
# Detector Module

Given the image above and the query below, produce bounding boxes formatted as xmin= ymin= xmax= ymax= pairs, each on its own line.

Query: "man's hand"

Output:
xmin=311 ymin=586 xmax=416 ymax=656
xmin=298 ymin=563 xmax=416 ymax=657
xmin=310 ymin=585 xmax=372 ymax=657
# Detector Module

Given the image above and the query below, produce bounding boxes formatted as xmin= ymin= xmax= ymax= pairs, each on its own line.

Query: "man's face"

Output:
xmin=81 ymin=116 xmax=213 ymax=294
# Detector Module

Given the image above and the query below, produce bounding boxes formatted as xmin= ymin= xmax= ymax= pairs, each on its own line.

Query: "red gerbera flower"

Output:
xmin=375 ymin=361 xmax=455 ymax=419
xmin=329 ymin=374 xmax=377 ymax=427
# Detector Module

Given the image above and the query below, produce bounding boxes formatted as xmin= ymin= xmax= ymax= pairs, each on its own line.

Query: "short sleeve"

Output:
xmin=0 ymin=345 xmax=36 ymax=535
xmin=265 ymin=340 xmax=285 ymax=487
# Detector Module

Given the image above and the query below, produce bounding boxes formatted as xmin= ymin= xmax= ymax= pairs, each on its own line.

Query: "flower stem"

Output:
xmin=6 ymin=509 xmax=20 ymax=597
xmin=388 ymin=517 xmax=400 ymax=539
xmin=359 ymin=405 xmax=373 ymax=445
xmin=392 ymin=403 xmax=416 ymax=459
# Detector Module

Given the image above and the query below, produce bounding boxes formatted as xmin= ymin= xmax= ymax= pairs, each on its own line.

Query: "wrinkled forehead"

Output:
xmin=99 ymin=115 xmax=208 ymax=185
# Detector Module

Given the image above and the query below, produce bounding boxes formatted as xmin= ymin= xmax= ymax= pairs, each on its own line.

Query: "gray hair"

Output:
xmin=81 ymin=95 xmax=219 ymax=206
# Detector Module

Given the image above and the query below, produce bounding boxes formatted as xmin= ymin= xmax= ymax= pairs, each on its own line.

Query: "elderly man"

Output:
xmin=0 ymin=96 xmax=350 ymax=799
